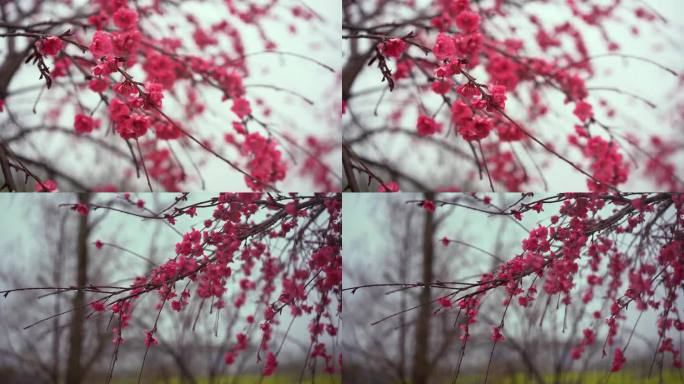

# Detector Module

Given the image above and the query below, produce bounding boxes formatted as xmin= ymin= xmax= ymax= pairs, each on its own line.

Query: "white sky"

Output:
xmin=3 ymin=0 xmax=342 ymax=192
xmin=343 ymin=0 xmax=684 ymax=191
xmin=342 ymin=193 xmax=684 ymax=371
xmin=0 ymin=193 xmax=337 ymax=374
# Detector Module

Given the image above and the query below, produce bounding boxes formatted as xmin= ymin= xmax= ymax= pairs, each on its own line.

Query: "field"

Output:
xmin=111 ymin=373 xmax=342 ymax=384
xmin=447 ymin=370 xmax=683 ymax=384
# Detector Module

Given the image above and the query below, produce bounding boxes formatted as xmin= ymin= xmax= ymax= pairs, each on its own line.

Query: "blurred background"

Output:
xmin=342 ymin=193 xmax=683 ymax=383
xmin=2 ymin=0 xmax=341 ymax=191
xmin=0 ymin=193 xmax=339 ymax=384
xmin=343 ymin=0 xmax=684 ymax=191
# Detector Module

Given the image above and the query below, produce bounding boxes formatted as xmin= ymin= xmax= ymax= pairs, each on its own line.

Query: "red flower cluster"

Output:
xmin=34 ymin=179 xmax=57 ymax=192
xmin=74 ymin=114 xmax=100 ymax=134
xmin=451 ymin=100 xmax=472 ymax=123
xmin=112 ymin=7 xmax=139 ymax=30
xmin=89 ymin=31 xmax=113 ymax=58
xmin=455 ymin=10 xmax=480 ymax=33
xmin=37 ymin=36 xmax=63 ymax=56
xmin=380 ymin=38 xmax=407 ymax=58
xmin=241 ymin=133 xmax=287 ymax=190
xmin=571 ymin=328 xmax=596 ymax=360
xmin=420 ymin=193 xmax=684 ymax=372
xmin=438 ymin=296 xmax=452 ymax=308
xmin=378 ymin=181 xmax=400 ymax=192
xmin=433 ymin=33 xmax=457 ymax=61
xmin=71 ymin=203 xmax=89 ymax=216
xmin=263 ymin=352 xmax=278 ymax=376
xmin=342 ymin=0 xmax=679 ymax=192
xmin=611 ymin=348 xmax=626 ymax=372
xmin=573 ymin=101 xmax=594 ymax=122
xmin=490 ymin=326 xmax=505 ymax=342
xmin=458 ymin=116 xmax=491 ymax=141
xmin=416 ymin=115 xmax=443 ymax=136
xmin=580 ymin=136 xmax=630 ymax=192
xmin=231 ymin=98 xmax=252 ymax=119
xmin=3 ymin=0 xmax=321 ymax=192
xmin=82 ymin=194 xmax=341 ymax=378
xmin=420 ymin=200 xmax=436 ymax=212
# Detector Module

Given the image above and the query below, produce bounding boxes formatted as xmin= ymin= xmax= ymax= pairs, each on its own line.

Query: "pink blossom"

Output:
xmin=458 ymin=116 xmax=491 ymax=141
xmin=456 ymin=10 xmax=481 ymax=32
xmin=89 ymin=77 xmax=110 ymax=93
xmin=610 ymin=348 xmax=626 ymax=372
xmin=579 ymin=136 xmax=629 ymax=191
xmin=420 ymin=200 xmax=436 ymax=212
xmin=144 ymin=330 xmax=158 ymax=347
xmin=143 ymin=82 xmax=164 ymax=109
xmin=451 ymin=100 xmax=473 ymax=123
xmin=35 ymin=179 xmax=57 ymax=192
xmin=263 ymin=352 xmax=278 ymax=376
xmin=113 ymin=7 xmax=138 ymax=29
xmin=438 ymin=296 xmax=452 ymax=308
xmin=489 ymin=84 xmax=507 ymax=109
xmin=231 ymin=98 xmax=252 ymax=119
xmin=112 ymin=29 xmax=141 ymax=56
xmin=92 ymin=56 xmax=118 ymax=76
xmin=224 ymin=351 xmax=236 ymax=365
xmin=89 ymin=31 xmax=113 ymax=57
xmin=72 ymin=203 xmax=89 ymax=216
xmin=37 ymin=36 xmax=63 ymax=56
xmin=433 ymin=33 xmax=456 ymax=61
xmin=491 ymin=326 xmax=505 ymax=342
xmin=74 ymin=114 xmax=100 ymax=134
xmin=457 ymin=83 xmax=479 ymax=99
xmin=416 ymin=114 xmax=443 ymax=136
xmin=109 ymin=98 xmax=130 ymax=121
xmin=115 ymin=114 xmax=149 ymax=139
xmin=239 ymin=132 xmax=287 ymax=190
xmin=431 ymin=79 xmax=452 ymax=94
xmin=378 ymin=181 xmax=400 ymax=192
xmin=573 ymin=101 xmax=593 ymax=122
xmin=380 ymin=38 xmax=407 ymax=58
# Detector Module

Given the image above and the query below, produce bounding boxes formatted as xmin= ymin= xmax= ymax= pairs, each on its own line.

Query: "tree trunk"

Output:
xmin=65 ymin=193 xmax=90 ymax=384
xmin=412 ymin=192 xmax=435 ymax=384
xmin=397 ymin=208 xmax=413 ymax=383
xmin=51 ymin=210 xmax=69 ymax=384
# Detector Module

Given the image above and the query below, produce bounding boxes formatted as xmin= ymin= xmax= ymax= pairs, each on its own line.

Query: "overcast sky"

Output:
xmin=343 ymin=0 xmax=684 ymax=191
xmin=4 ymin=0 xmax=341 ymax=191
xmin=342 ymin=193 xmax=683 ymax=368
xmin=0 ymin=193 xmax=328 ymax=373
